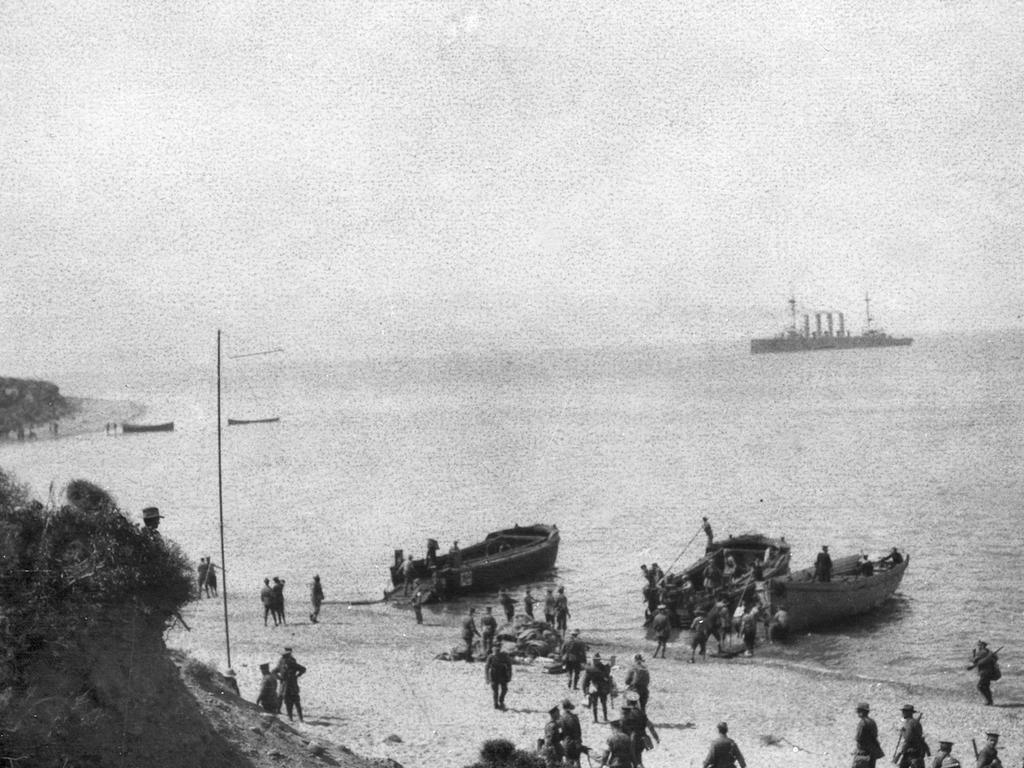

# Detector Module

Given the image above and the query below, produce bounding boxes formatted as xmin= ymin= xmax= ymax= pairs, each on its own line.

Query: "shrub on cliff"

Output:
xmin=463 ymin=738 xmax=545 ymax=768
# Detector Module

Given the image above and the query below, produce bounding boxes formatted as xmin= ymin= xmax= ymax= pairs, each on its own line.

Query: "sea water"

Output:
xmin=2 ymin=333 xmax=1021 ymax=700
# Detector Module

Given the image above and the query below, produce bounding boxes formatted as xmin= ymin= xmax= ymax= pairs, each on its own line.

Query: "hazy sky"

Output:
xmin=2 ymin=1 xmax=1022 ymax=375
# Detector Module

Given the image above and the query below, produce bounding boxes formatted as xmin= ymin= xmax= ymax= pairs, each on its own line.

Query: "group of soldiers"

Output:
xmin=255 ymin=645 xmax=308 ymax=722
xmin=196 ymin=557 xmax=218 ymax=597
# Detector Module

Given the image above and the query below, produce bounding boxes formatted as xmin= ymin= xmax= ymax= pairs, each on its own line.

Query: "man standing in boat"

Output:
xmin=400 ymin=555 xmax=416 ymax=595
xmin=449 ymin=541 xmax=462 ymax=569
xmin=814 ymin=545 xmax=833 ymax=582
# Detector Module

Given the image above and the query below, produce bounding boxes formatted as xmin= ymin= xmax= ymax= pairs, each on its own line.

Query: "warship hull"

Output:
xmin=751 ymin=335 xmax=913 ymax=353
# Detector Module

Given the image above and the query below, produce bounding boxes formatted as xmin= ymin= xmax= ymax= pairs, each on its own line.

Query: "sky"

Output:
xmin=2 ymin=0 xmax=1023 ymax=376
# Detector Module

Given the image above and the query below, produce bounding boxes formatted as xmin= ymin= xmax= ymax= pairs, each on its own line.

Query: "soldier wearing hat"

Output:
xmin=975 ymin=733 xmax=1000 ymax=768
xmin=562 ymin=629 xmax=587 ymax=690
xmin=620 ymin=688 xmax=658 ymax=767
xmin=554 ymin=586 xmax=571 ymax=635
xmin=560 ymin=698 xmax=583 ymax=768
xmin=484 ymin=641 xmax=513 ymax=710
xmin=544 ymin=587 xmax=557 ymax=626
xmin=309 ymin=574 xmax=324 ymax=624
xmin=690 ymin=609 xmax=711 ymax=662
xmin=523 ymin=586 xmax=536 ymax=620
xmin=498 ymin=587 xmax=516 ymax=623
xmin=461 ymin=607 xmax=480 ymax=662
xmin=142 ymin=506 xmax=162 ymax=533
xmin=703 ymin=721 xmax=746 ymax=768
xmin=256 ymin=662 xmax=280 ymax=713
xmin=651 ymin=604 xmax=671 ymax=658
xmin=625 ymin=653 xmax=651 ymax=714
xmin=221 ymin=668 xmax=239 ymax=696
xmin=600 ymin=719 xmax=633 ymax=768
xmin=542 ymin=705 xmax=564 ymax=768
xmin=582 ymin=652 xmax=613 ymax=722
xmin=966 ymin=640 xmax=999 ymax=706
xmin=480 ymin=607 xmax=498 ymax=655
xmin=853 ymin=702 xmax=884 ymax=768
xmin=274 ymin=646 xmax=306 ymax=722
xmin=893 ymin=704 xmax=930 ymax=768
xmin=930 ymin=741 xmax=960 ymax=768
xmin=814 ymin=545 xmax=833 ymax=582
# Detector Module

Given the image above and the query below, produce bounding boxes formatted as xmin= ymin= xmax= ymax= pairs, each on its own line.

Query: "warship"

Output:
xmin=751 ymin=295 xmax=912 ymax=354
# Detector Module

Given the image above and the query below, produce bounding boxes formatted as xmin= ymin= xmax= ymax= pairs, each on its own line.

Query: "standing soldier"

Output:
xmin=449 ymin=541 xmax=462 ymax=569
xmin=544 ymin=588 xmax=557 ymax=626
xmin=966 ymin=641 xmax=1000 ymax=706
xmin=205 ymin=558 xmax=218 ymax=596
xmin=739 ymin=604 xmax=760 ymax=657
xmin=703 ymin=721 xmax=746 ymax=768
xmin=523 ymin=587 xmax=536 ymax=620
xmin=197 ymin=558 xmax=209 ymax=598
xmin=498 ymin=588 xmax=516 ymax=623
xmin=625 ymin=653 xmax=651 ymax=714
xmin=256 ymin=662 xmax=280 ymax=713
xmin=651 ymin=604 xmax=671 ymax=658
xmin=974 ymin=732 xmax=1000 ymax=768
xmin=583 ymin=652 xmax=614 ymax=723
xmin=559 ymin=698 xmax=583 ymax=768
xmin=620 ymin=690 xmax=659 ymax=768
xmin=814 ymin=545 xmax=833 ymax=582
xmin=271 ymin=577 xmax=286 ymax=626
xmin=400 ymin=555 xmax=416 ymax=595
xmin=484 ymin=641 xmax=513 ymax=710
xmin=274 ymin=646 xmax=306 ymax=723
xmin=411 ymin=581 xmax=425 ymax=624
xmin=480 ymin=607 xmax=498 ymax=655
xmin=853 ymin=702 xmax=884 ymax=768
xmin=309 ymin=574 xmax=324 ymax=624
xmin=461 ymin=607 xmax=480 ymax=662
xmin=260 ymin=578 xmax=275 ymax=627
xmin=599 ymin=719 xmax=633 ymax=768
xmin=702 ymin=516 xmax=714 ymax=547
xmin=561 ymin=629 xmax=587 ymax=690
xmin=930 ymin=740 xmax=960 ymax=768
xmin=555 ymin=586 xmax=571 ymax=635
xmin=542 ymin=705 xmax=564 ymax=768
xmin=893 ymin=704 xmax=930 ymax=768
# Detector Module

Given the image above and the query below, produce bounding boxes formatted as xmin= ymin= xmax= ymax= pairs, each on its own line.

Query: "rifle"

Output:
xmin=892 ymin=712 xmax=923 ymax=764
xmin=972 ymin=739 xmax=978 ymax=760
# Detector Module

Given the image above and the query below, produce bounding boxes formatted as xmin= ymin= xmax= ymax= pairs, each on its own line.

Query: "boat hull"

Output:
xmin=388 ymin=524 xmax=559 ymax=601
xmin=751 ymin=335 xmax=913 ymax=353
xmin=768 ymin=553 xmax=909 ymax=632
xmin=227 ymin=417 xmax=280 ymax=425
xmin=122 ymin=422 xmax=174 ymax=433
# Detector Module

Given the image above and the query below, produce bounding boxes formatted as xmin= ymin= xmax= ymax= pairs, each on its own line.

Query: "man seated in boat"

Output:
xmin=879 ymin=548 xmax=904 ymax=567
xmin=858 ymin=554 xmax=874 ymax=577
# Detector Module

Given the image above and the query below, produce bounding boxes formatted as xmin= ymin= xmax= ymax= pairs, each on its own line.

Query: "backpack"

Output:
xmin=990 ymin=656 xmax=1001 ymax=681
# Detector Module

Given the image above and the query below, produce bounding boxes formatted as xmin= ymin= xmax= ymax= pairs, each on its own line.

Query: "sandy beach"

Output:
xmin=0 ymin=396 xmax=146 ymax=444
xmin=167 ymin=595 xmax=1023 ymax=768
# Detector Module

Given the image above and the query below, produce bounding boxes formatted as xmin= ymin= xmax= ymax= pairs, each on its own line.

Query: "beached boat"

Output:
xmin=387 ymin=524 xmax=560 ymax=602
xmin=227 ymin=417 xmax=280 ymax=425
xmin=121 ymin=421 xmax=174 ymax=433
xmin=766 ymin=551 xmax=909 ymax=633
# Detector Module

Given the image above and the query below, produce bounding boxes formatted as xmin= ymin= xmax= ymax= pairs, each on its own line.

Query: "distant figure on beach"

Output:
xmin=881 ymin=547 xmax=904 ymax=567
xmin=261 ymin=578 xmax=275 ymax=626
xmin=974 ymin=732 xmax=999 ymax=768
xmin=599 ymin=718 xmax=633 ymax=768
xmin=554 ymin=586 xmax=570 ymax=634
xmin=401 ymin=555 xmax=416 ymax=595
xmin=561 ymin=629 xmax=587 ymax=690
xmin=142 ymin=506 xmax=162 ymax=534
xmin=197 ymin=559 xmax=209 ymax=597
xmin=271 ymin=577 xmax=286 ymax=626
xmin=853 ymin=702 xmax=884 ymax=768
xmin=542 ymin=705 xmax=564 ymax=768
xmin=930 ymin=740 xmax=959 ymax=768
xmin=624 ymin=654 xmax=651 ymax=715
xmin=202 ymin=557 xmax=218 ymax=597
xmin=309 ymin=574 xmax=324 ymax=623
xmin=544 ymin=588 xmax=557 ymax=625
xmin=51 ymin=421 xmax=58 ymax=437
xmin=620 ymin=689 xmax=658 ymax=767
xmin=411 ymin=581 xmax=425 ymax=624
xmin=461 ymin=607 xmax=480 ymax=661
xmin=484 ymin=641 xmax=512 ymax=710
xmin=814 ymin=545 xmax=833 ymax=582
xmin=703 ymin=721 xmax=745 ymax=768
xmin=559 ymin=698 xmax=583 ymax=768
xmin=702 ymin=516 xmax=714 ymax=547
xmin=480 ymin=607 xmax=498 ymax=655
xmin=498 ymin=587 xmax=515 ymax=622
xmin=105 ymin=422 xmax=110 ymax=435
xmin=582 ymin=652 xmax=613 ymax=723
xmin=893 ymin=704 xmax=929 ymax=768
xmin=256 ymin=662 xmax=280 ymax=713
xmin=651 ymin=604 xmax=671 ymax=658
xmin=690 ymin=609 xmax=711 ymax=662
xmin=966 ymin=640 xmax=999 ymax=706
xmin=274 ymin=646 xmax=306 ymax=722
xmin=523 ymin=587 xmax=536 ymax=619
xmin=449 ymin=541 xmax=462 ymax=569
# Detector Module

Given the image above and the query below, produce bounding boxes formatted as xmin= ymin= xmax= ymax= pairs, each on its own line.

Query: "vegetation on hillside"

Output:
xmin=463 ymin=738 xmax=545 ymax=768
xmin=0 ymin=376 xmax=73 ymax=434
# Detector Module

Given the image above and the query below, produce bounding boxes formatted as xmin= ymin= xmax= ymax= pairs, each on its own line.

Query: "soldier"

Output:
xmin=966 ymin=641 xmax=999 ymax=706
xmin=931 ymin=741 xmax=960 ymax=768
xmin=274 ymin=646 xmax=306 ymax=722
xmin=555 ymin=586 xmax=571 ymax=634
xmin=599 ymin=719 xmax=633 ymax=768
xmin=197 ymin=559 xmax=209 ymax=598
xmin=480 ymin=607 xmax=498 ymax=655
xmin=624 ymin=653 xmax=651 ymax=714
xmin=702 ymin=516 xmax=714 ymax=547
xmin=559 ymin=698 xmax=583 ymax=768
xmin=142 ymin=506 xmax=162 ymax=533
xmin=542 ymin=705 xmax=564 ymax=768
xmin=256 ymin=662 xmax=280 ymax=713
xmin=400 ymin=555 xmax=416 ymax=595
xmin=411 ymin=581 xmax=425 ymax=624
xmin=582 ymin=652 xmax=613 ymax=723
xmin=260 ymin=578 xmax=275 ymax=627
xmin=544 ymin=588 xmax=557 ymax=625
xmin=461 ymin=607 xmax=480 ymax=661
xmin=561 ymin=629 xmax=587 ymax=690
xmin=893 ymin=704 xmax=930 ymax=768
xmin=523 ymin=587 xmax=536 ymax=620
xmin=651 ymin=604 xmax=671 ymax=658
xmin=484 ymin=641 xmax=513 ymax=710
xmin=975 ymin=733 xmax=1000 ymax=768
xmin=204 ymin=558 xmax=218 ymax=597
xmin=498 ymin=588 xmax=516 ymax=623
xmin=691 ymin=609 xmax=711 ymax=662
xmin=739 ymin=605 xmax=760 ymax=657
xmin=449 ymin=541 xmax=462 ymax=569
xmin=853 ymin=702 xmax=884 ymax=768
xmin=703 ymin=721 xmax=746 ymax=768
xmin=621 ymin=690 xmax=659 ymax=768
xmin=309 ymin=574 xmax=324 ymax=624
xmin=271 ymin=576 xmax=286 ymax=626
xmin=814 ymin=545 xmax=833 ymax=582
xmin=222 ymin=668 xmax=239 ymax=695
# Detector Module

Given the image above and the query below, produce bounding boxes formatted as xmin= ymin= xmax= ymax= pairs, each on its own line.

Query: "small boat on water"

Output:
xmin=387 ymin=523 xmax=560 ymax=602
xmin=121 ymin=421 xmax=174 ymax=433
xmin=227 ymin=417 xmax=280 ymax=425
xmin=766 ymin=550 xmax=909 ymax=634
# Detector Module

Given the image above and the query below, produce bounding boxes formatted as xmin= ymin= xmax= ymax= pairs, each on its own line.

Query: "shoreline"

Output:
xmin=0 ymin=396 xmax=145 ymax=446
xmin=167 ymin=596 xmax=1023 ymax=768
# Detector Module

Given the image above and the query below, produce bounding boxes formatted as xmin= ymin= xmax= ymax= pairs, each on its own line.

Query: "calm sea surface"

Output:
xmin=2 ymin=334 xmax=1022 ymax=699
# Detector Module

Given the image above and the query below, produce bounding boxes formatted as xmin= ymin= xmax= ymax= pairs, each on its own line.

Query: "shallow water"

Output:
xmin=2 ymin=332 xmax=1021 ymax=699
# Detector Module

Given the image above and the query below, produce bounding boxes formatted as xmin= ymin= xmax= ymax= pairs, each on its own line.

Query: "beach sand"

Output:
xmin=167 ymin=596 xmax=1023 ymax=768
xmin=0 ymin=396 xmax=146 ymax=443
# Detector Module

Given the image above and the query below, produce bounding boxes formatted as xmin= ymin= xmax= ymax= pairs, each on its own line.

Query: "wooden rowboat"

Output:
xmin=121 ymin=421 xmax=174 ymax=433
xmin=387 ymin=523 xmax=560 ymax=602
xmin=227 ymin=417 xmax=280 ymax=425
xmin=766 ymin=550 xmax=909 ymax=633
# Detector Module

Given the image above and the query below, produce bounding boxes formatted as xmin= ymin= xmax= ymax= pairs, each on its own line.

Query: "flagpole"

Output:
xmin=217 ymin=329 xmax=232 ymax=669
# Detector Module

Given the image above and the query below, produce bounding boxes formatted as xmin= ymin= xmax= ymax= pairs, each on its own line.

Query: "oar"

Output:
xmin=662 ymin=523 xmax=705 ymax=578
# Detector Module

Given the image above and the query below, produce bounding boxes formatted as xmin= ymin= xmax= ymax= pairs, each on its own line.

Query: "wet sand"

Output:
xmin=166 ymin=595 xmax=1023 ymax=768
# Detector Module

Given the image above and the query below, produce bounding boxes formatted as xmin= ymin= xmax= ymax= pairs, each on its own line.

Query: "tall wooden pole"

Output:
xmin=217 ymin=330 xmax=232 ymax=669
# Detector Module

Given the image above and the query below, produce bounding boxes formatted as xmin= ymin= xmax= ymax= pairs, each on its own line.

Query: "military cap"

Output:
xmin=856 ymin=703 xmax=870 ymax=713
xmin=609 ymin=719 xmax=622 ymax=729
xmin=549 ymin=706 xmax=560 ymax=717
xmin=224 ymin=669 xmax=236 ymax=677
xmin=900 ymin=704 xmax=915 ymax=713
xmin=977 ymin=640 xmax=988 ymax=647
xmin=283 ymin=646 xmax=293 ymax=653
xmin=259 ymin=663 xmax=270 ymax=673
xmin=593 ymin=653 xmax=602 ymax=660
xmin=717 ymin=722 xmax=729 ymax=733
xmin=938 ymin=741 xmax=953 ymax=749
xmin=985 ymin=732 xmax=999 ymax=739
xmin=561 ymin=698 xmax=575 ymax=709
xmin=142 ymin=506 xmax=162 ymax=520
xmin=633 ymin=653 xmax=644 ymax=662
